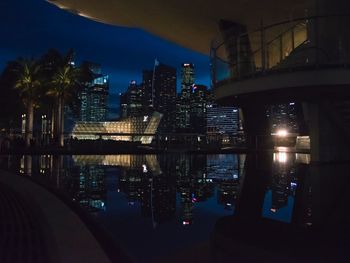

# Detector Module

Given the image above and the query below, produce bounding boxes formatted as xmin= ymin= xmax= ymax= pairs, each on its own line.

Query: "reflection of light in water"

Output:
xmin=275 ymin=146 xmax=289 ymax=152
xmin=273 ymin=152 xmax=288 ymax=163
xmin=142 ymin=164 xmax=148 ymax=173
xmin=295 ymin=153 xmax=310 ymax=164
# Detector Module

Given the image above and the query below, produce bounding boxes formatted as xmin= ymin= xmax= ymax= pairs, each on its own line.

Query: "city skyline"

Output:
xmin=0 ymin=0 xmax=211 ymax=96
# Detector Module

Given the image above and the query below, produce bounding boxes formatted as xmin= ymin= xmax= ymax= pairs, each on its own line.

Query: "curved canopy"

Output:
xmin=47 ymin=0 xmax=311 ymax=54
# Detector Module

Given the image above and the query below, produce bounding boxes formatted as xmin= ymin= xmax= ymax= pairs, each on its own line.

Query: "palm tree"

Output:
xmin=14 ymin=59 xmax=42 ymax=147
xmin=48 ymin=65 xmax=79 ymax=147
xmin=47 ymin=53 xmax=81 ymax=147
xmin=39 ymin=49 xmax=66 ymax=142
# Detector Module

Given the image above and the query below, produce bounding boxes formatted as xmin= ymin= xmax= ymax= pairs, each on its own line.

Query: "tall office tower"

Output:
xmin=190 ymin=85 xmax=209 ymax=133
xmin=267 ymin=102 xmax=299 ymax=134
xmin=152 ymin=61 xmax=177 ymax=132
xmin=80 ymin=62 xmax=109 ymax=122
xmin=181 ymin=63 xmax=195 ymax=99
xmin=119 ymin=92 xmax=128 ymax=119
xmin=90 ymin=75 xmax=109 ymax=122
xmin=176 ymin=95 xmax=191 ymax=131
xmin=176 ymin=63 xmax=195 ymax=131
xmin=119 ymin=81 xmax=143 ymax=118
xmin=138 ymin=60 xmax=176 ymax=132
xmin=141 ymin=70 xmax=153 ymax=112
xmin=206 ymin=104 xmax=239 ymax=142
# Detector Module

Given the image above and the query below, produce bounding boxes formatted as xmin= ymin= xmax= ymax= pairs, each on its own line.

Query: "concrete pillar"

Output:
xmin=302 ymin=102 xmax=350 ymax=163
xmin=235 ymin=154 xmax=271 ymax=221
xmin=308 ymin=163 xmax=350 ymax=227
xmin=241 ymin=104 xmax=272 ymax=149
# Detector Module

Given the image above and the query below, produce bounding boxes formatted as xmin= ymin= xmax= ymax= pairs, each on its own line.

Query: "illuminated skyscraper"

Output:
xmin=267 ymin=103 xmax=299 ymax=134
xmin=190 ymin=85 xmax=209 ymax=133
xmin=119 ymin=80 xmax=143 ymax=118
xmin=177 ymin=63 xmax=195 ymax=131
xmin=206 ymin=104 xmax=239 ymax=143
xmin=141 ymin=70 xmax=153 ymax=112
xmin=181 ymin=63 xmax=195 ymax=99
xmin=152 ymin=61 xmax=177 ymax=132
xmin=153 ymin=62 xmax=176 ymax=112
xmin=80 ymin=62 xmax=109 ymax=122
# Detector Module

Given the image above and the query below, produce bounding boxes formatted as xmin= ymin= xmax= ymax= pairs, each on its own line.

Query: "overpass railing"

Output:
xmin=211 ymin=15 xmax=350 ymax=88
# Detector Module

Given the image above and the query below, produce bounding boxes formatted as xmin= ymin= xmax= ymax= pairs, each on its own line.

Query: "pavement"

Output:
xmin=0 ymin=170 xmax=128 ymax=263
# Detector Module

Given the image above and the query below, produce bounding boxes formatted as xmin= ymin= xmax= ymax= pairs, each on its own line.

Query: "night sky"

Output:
xmin=0 ymin=0 xmax=210 ymax=97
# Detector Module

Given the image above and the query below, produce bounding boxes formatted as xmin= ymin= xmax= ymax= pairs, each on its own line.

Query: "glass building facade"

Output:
xmin=206 ymin=104 xmax=239 ymax=141
xmin=71 ymin=112 xmax=162 ymax=144
xmin=80 ymin=62 xmax=109 ymax=122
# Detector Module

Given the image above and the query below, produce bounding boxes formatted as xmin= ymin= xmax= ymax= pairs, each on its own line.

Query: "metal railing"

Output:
xmin=211 ymin=15 xmax=350 ymax=87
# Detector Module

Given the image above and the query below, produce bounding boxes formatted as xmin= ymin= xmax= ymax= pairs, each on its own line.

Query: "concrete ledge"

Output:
xmin=215 ymin=67 xmax=350 ymax=104
xmin=0 ymin=170 xmax=112 ymax=263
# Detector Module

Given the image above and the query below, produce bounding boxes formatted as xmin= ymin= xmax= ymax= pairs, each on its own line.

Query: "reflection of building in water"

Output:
xmin=205 ymin=154 xmax=244 ymax=210
xmin=270 ymin=152 xmax=297 ymax=213
xmin=270 ymin=176 xmax=290 ymax=212
xmin=175 ymin=155 xmax=213 ymax=225
xmin=117 ymin=156 xmax=176 ymax=226
xmin=39 ymin=155 xmax=52 ymax=174
xmin=206 ymin=154 xmax=242 ymax=180
xmin=217 ymin=179 xmax=241 ymax=210
xmin=70 ymin=111 xmax=162 ymax=144
xmin=150 ymin=175 xmax=176 ymax=225
xmin=176 ymin=155 xmax=194 ymax=225
xmin=193 ymin=176 xmax=214 ymax=203
xmin=119 ymin=169 xmax=143 ymax=204
xmin=72 ymin=154 xmax=162 ymax=175
xmin=66 ymin=165 xmax=106 ymax=212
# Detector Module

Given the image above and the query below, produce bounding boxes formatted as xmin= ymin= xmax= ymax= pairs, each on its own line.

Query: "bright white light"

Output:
xmin=276 ymin=129 xmax=288 ymax=137
xmin=274 ymin=152 xmax=288 ymax=163
xmin=142 ymin=164 xmax=148 ymax=173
